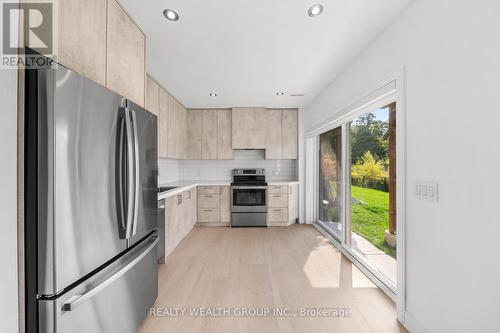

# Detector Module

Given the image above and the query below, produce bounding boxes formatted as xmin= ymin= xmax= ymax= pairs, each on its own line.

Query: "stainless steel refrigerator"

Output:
xmin=25 ymin=62 xmax=159 ymax=333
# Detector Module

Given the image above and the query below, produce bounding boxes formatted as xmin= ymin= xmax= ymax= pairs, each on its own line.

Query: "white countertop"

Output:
xmin=158 ymin=180 xmax=299 ymax=200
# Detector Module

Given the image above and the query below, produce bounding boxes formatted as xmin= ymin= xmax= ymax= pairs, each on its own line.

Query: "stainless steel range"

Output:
xmin=231 ymin=169 xmax=268 ymax=227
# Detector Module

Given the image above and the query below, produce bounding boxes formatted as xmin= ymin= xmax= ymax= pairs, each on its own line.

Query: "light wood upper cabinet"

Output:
xmin=281 ymin=109 xmax=298 ymax=159
xmin=106 ymin=0 xmax=146 ymax=106
xmin=158 ymin=88 xmax=169 ymax=158
xmin=178 ymin=101 xmax=187 ymax=159
xmin=232 ymin=107 xmax=267 ymax=149
xmin=167 ymin=94 xmax=176 ymax=158
xmin=173 ymin=100 xmax=181 ymax=159
xmin=145 ymin=76 xmax=160 ymax=116
xmin=57 ymin=0 xmax=107 ymax=86
xmin=265 ymin=109 xmax=283 ymax=159
xmin=217 ymin=109 xmax=234 ymax=159
xmin=202 ymin=110 xmax=218 ymax=159
xmin=186 ymin=110 xmax=202 ymax=159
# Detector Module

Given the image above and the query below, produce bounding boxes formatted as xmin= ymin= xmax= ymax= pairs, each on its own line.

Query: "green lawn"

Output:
xmin=351 ymin=186 xmax=396 ymax=258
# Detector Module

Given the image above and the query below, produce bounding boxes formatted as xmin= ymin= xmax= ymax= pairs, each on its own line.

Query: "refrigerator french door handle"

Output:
xmin=117 ymin=117 xmax=126 ymax=234
xmin=124 ymin=107 xmax=135 ymax=239
xmin=62 ymin=236 xmax=159 ymax=312
xmin=131 ymin=110 xmax=140 ymax=236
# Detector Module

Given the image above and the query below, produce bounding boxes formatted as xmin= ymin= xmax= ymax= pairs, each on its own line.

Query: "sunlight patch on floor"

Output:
xmin=302 ymin=244 xmax=341 ymax=288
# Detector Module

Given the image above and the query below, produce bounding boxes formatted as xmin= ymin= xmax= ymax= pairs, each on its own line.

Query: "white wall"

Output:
xmin=303 ymin=0 xmax=500 ymax=332
xmin=0 ymin=70 xmax=19 ymax=331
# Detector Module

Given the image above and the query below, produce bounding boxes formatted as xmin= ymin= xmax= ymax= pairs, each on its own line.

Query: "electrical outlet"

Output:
xmin=415 ymin=181 xmax=438 ymax=202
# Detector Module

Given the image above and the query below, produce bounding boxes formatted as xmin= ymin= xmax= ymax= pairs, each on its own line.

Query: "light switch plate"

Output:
xmin=415 ymin=181 xmax=438 ymax=202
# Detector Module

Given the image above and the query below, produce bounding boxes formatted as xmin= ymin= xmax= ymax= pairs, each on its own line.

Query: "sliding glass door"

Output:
xmin=316 ymin=102 xmax=397 ymax=291
xmin=346 ymin=104 xmax=396 ymax=287
xmin=318 ymin=127 xmax=342 ymax=240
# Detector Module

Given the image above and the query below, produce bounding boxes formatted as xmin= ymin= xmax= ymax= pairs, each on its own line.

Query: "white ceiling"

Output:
xmin=120 ymin=0 xmax=411 ymax=108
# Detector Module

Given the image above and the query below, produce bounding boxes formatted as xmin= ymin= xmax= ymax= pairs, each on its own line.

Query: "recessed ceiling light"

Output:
xmin=276 ymin=92 xmax=284 ymax=96
xmin=163 ymin=9 xmax=179 ymax=21
xmin=308 ymin=4 xmax=324 ymax=17
xmin=209 ymin=92 xmax=217 ymax=97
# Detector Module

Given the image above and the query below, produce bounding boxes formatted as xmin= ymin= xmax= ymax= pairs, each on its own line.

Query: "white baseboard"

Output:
xmin=403 ymin=311 xmax=427 ymax=333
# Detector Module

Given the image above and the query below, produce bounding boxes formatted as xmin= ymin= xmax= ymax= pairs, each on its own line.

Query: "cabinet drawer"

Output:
xmin=268 ymin=208 xmax=288 ymax=222
xmin=197 ymin=186 xmax=220 ymax=195
xmin=197 ymin=194 xmax=220 ymax=208
xmin=268 ymin=185 xmax=288 ymax=194
xmin=197 ymin=208 xmax=221 ymax=222
xmin=268 ymin=193 xmax=288 ymax=208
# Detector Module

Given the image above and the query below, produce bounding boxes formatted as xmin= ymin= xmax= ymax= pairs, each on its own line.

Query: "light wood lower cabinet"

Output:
xmin=267 ymin=184 xmax=298 ymax=226
xmin=197 ymin=186 xmax=231 ymax=226
xmin=220 ymin=186 xmax=231 ymax=222
xmin=165 ymin=188 xmax=197 ymax=258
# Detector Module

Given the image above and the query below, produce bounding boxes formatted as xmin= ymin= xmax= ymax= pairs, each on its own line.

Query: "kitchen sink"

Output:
xmin=158 ymin=186 xmax=178 ymax=193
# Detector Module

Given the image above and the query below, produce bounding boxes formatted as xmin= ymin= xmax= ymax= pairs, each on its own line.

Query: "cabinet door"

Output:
xmin=167 ymin=94 xmax=176 ymax=158
xmin=232 ymin=108 xmax=267 ymax=149
xmin=158 ymin=88 xmax=169 ymax=158
xmin=265 ymin=109 xmax=282 ymax=159
xmin=202 ymin=110 xmax=218 ymax=159
xmin=180 ymin=192 xmax=189 ymax=240
xmin=282 ymin=109 xmax=298 ymax=159
xmin=217 ymin=109 xmax=234 ymax=159
xmin=181 ymin=105 xmax=187 ymax=159
xmin=198 ymin=194 xmax=220 ymax=209
xmin=268 ymin=193 xmax=288 ymax=208
xmin=288 ymin=184 xmax=299 ymax=222
xmin=186 ymin=110 xmax=202 ymax=159
xmin=165 ymin=195 xmax=177 ymax=255
xmin=190 ymin=187 xmax=197 ymax=227
xmin=106 ymin=0 xmax=145 ymax=106
xmin=145 ymin=76 xmax=159 ymax=116
xmin=231 ymin=107 xmax=251 ymax=149
xmin=174 ymin=100 xmax=180 ymax=159
xmin=219 ymin=186 xmax=231 ymax=223
xmin=268 ymin=208 xmax=288 ymax=222
xmin=57 ymin=0 xmax=106 ymax=85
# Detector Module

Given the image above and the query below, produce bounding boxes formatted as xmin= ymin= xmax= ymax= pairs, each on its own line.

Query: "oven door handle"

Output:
xmin=231 ymin=186 xmax=268 ymax=190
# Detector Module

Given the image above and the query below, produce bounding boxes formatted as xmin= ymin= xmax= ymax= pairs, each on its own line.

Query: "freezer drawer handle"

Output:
xmin=62 ymin=237 xmax=159 ymax=312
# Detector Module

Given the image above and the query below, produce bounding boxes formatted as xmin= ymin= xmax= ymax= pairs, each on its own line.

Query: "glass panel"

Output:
xmin=318 ymin=126 xmax=342 ymax=239
xmin=233 ymin=189 xmax=266 ymax=206
xmin=347 ymin=104 xmax=396 ymax=286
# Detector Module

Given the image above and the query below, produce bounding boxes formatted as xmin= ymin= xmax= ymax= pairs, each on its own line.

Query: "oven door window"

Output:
xmin=233 ymin=189 xmax=266 ymax=206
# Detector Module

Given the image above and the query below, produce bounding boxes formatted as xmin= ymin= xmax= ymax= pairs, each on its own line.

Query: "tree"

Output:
xmin=350 ymin=113 xmax=388 ymax=164
xmin=351 ymin=151 xmax=387 ymax=188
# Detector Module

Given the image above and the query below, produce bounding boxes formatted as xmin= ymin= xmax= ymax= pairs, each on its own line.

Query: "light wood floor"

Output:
xmin=139 ymin=224 xmax=407 ymax=333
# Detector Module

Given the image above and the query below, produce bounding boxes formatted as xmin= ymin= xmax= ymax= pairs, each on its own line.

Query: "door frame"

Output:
xmin=305 ymin=68 xmax=406 ymax=322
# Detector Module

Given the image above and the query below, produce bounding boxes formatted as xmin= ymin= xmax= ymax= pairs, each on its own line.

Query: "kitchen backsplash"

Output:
xmin=158 ymin=150 xmax=297 ymax=184
xmin=158 ymin=158 xmax=180 ymax=184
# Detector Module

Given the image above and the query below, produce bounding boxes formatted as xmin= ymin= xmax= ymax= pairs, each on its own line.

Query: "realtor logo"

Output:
xmin=1 ymin=1 xmax=57 ymax=68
